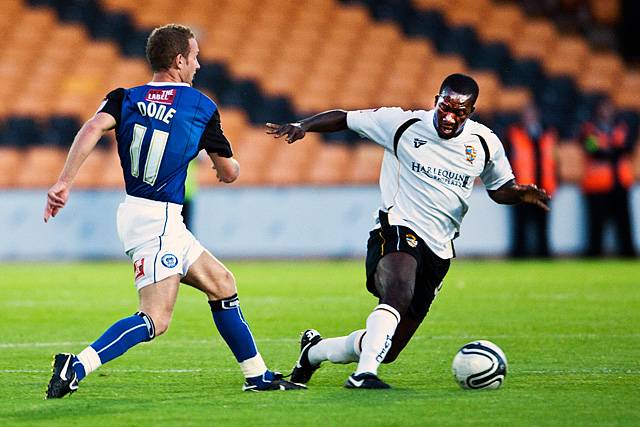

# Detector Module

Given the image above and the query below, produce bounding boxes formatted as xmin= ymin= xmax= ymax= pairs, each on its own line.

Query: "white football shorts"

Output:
xmin=116 ymin=195 xmax=207 ymax=290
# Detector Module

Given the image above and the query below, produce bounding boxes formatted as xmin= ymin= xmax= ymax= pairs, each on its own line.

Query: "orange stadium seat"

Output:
xmin=261 ymin=63 xmax=308 ymax=97
xmin=445 ymin=0 xmax=491 ymax=27
xmin=413 ymin=0 xmax=640 ymax=111
xmin=0 ymin=147 xmax=21 ymax=188
xmin=306 ymin=143 xmax=352 ymax=185
xmin=511 ymin=20 xmax=558 ymax=61
xmin=590 ymin=0 xmax=620 ymax=25
xmin=471 ymin=72 xmax=500 ymax=112
xmin=496 ymin=87 xmax=531 ymax=112
xmin=17 ymin=146 xmax=66 ymax=188
xmin=218 ymin=107 xmax=251 ymax=144
xmin=455 ymin=2 xmax=524 ymax=44
xmin=412 ymin=0 xmax=449 ymax=10
xmin=231 ymin=129 xmax=276 ymax=186
xmin=73 ymin=148 xmax=110 ymax=188
xmin=263 ymin=134 xmax=323 ymax=186
xmin=6 ymin=0 xmax=639 ymax=192
xmin=99 ymin=146 xmax=125 ymax=189
xmin=106 ymin=59 xmax=150 ymax=90
xmin=346 ymin=143 xmax=384 ymax=185
xmin=634 ymin=144 xmax=640 ymax=181
xmin=545 ymin=37 xmax=590 ymax=77
xmin=613 ymin=71 xmax=640 ymax=109
xmin=585 ymin=52 xmax=624 ymax=80
xmin=579 ymin=72 xmax=616 ymax=95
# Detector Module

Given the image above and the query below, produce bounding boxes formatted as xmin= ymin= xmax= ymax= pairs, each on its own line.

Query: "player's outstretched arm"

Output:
xmin=265 ymin=110 xmax=348 ymax=144
xmin=44 ymin=112 xmax=116 ymax=222
xmin=487 ymin=179 xmax=551 ymax=212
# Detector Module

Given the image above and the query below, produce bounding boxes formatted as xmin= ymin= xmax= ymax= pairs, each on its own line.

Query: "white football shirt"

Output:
xmin=347 ymin=107 xmax=515 ymax=259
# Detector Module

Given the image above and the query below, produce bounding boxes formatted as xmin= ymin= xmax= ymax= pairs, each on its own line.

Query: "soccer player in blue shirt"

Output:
xmin=44 ymin=24 xmax=304 ymax=397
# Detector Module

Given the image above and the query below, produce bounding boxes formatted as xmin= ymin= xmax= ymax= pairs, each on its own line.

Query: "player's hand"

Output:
xmin=44 ymin=181 xmax=71 ymax=223
xmin=519 ymin=184 xmax=551 ymax=212
xmin=265 ymin=122 xmax=306 ymax=144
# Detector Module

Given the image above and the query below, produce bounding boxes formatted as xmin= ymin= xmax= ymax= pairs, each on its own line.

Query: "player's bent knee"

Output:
xmin=204 ymin=269 xmax=237 ymax=300
xmin=136 ymin=309 xmax=172 ymax=337
xmin=135 ymin=311 xmax=157 ymax=341
xmin=218 ymin=270 xmax=236 ymax=292
xmin=153 ymin=318 xmax=171 ymax=336
xmin=379 ymin=279 xmax=414 ymax=315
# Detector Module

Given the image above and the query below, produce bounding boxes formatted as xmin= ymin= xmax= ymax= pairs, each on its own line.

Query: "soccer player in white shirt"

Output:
xmin=267 ymin=74 xmax=550 ymax=389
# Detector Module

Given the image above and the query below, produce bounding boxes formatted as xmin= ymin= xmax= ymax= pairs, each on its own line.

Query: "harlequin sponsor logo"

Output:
xmin=406 ymin=234 xmax=418 ymax=248
xmin=411 ymin=162 xmax=472 ymax=189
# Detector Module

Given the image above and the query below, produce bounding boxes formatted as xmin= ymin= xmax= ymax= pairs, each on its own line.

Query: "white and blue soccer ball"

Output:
xmin=452 ymin=340 xmax=508 ymax=390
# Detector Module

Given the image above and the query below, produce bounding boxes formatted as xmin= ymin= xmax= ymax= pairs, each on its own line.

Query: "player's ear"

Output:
xmin=433 ymin=95 xmax=439 ymax=107
xmin=174 ymin=53 xmax=185 ymax=70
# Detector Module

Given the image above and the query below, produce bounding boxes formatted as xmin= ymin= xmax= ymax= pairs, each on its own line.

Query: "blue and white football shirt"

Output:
xmin=99 ymin=82 xmax=232 ymax=204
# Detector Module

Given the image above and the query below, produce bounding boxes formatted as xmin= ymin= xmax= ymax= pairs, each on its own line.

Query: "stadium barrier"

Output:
xmin=2 ymin=185 xmax=638 ymax=260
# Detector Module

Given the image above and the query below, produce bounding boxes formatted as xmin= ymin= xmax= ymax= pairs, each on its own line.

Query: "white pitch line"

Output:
xmin=3 ymin=368 xmax=638 ymax=375
xmin=520 ymin=369 xmax=640 ymax=375
xmin=2 ymin=333 xmax=639 ymax=349
xmin=0 ymin=369 xmax=202 ymax=374
xmin=0 ymin=341 xmax=87 ymax=349
xmin=0 ymin=338 xmax=300 ymax=349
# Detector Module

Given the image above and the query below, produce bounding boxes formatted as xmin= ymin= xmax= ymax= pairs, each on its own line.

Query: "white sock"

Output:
xmin=308 ymin=329 xmax=365 ymax=366
xmin=76 ymin=346 xmax=102 ymax=377
xmin=239 ymin=353 xmax=268 ymax=378
xmin=354 ymin=304 xmax=400 ymax=376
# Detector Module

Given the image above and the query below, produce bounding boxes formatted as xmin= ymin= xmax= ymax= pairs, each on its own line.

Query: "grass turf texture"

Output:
xmin=0 ymin=260 xmax=638 ymax=426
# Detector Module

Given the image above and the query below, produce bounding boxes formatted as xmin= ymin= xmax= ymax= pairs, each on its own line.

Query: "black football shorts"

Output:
xmin=365 ymin=214 xmax=451 ymax=321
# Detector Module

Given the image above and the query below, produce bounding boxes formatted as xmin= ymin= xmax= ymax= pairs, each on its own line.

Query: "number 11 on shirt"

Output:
xmin=130 ymin=123 xmax=169 ymax=186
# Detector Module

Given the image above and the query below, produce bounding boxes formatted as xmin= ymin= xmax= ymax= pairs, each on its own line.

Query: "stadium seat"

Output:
xmin=263 ymin=133 xmax=323 ymax=186
xmin=5 ymin=0 xmax=639 ymax=192
xmin=17 ymin=146 xmax=65 ymax=188
xmin=73 ymin=148 xmax=109 ymax=188
xmin=306 ymin=143 xmax=352 ymax=185
xmin=0 ymin=147 xmax=21 ymax=188
xmin=496 ymin=87 xmax=531 ymax=112
xmin=411 ymin=0 xmax=640 ymax=113
xmin=590 ymin=0 xmax=620 ymax=25
xmin=231 ymin=128 xmax=276 ymax=186
xmin=346 ymin=143 xmax=384 ymax=185
xmin=470 ymin=72 xmax=500 ymax=112
xmin=544 ymin=37 xmax=589 ymax=77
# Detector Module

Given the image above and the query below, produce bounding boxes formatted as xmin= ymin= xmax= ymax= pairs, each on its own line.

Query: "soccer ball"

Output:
xmin=452 ymin=340 xmax=508 ymax=390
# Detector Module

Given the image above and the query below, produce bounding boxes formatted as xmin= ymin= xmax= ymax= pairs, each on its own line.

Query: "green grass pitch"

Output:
xmin=1 ymin=260 xmax=638 ymax=426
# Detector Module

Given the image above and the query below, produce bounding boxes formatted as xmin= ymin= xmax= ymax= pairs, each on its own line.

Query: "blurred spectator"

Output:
xmin=579 ymin=98 xmax=636 ymax=257
xmin=506 ymin=103 xmax=558 ymax=258
xmin=182 ymin=159 xmax=198 ymax=232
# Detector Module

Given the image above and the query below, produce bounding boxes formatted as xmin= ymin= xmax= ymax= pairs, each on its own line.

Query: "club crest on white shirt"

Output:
xmin=464 ymin=145 xmax=477 ymax=164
